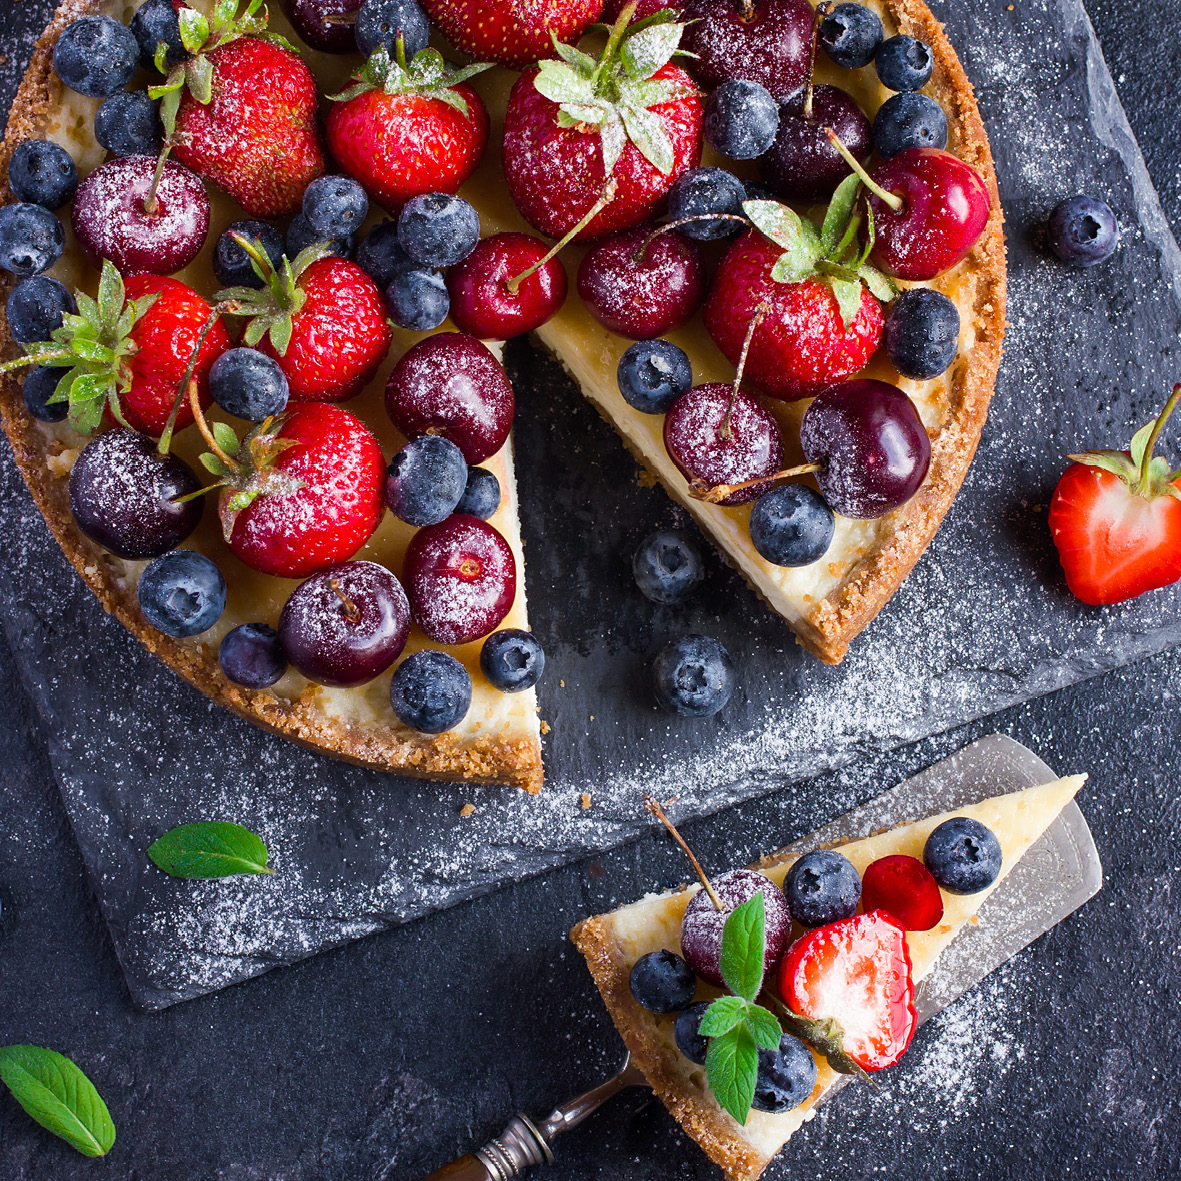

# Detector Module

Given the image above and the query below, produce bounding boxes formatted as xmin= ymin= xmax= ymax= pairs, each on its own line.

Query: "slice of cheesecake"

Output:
xmin=570 ymin=776 xmax=1086 ymax=1181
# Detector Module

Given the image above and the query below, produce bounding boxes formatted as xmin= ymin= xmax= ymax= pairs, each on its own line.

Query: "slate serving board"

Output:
xmin=0 ymin=0 xmax=1177 ymax=1010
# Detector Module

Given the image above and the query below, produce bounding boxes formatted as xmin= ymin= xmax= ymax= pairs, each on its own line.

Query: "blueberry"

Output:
xmin=752 ymin=1033 xmax=818 ymax=1114
xmin=455 ymin=466 xmax=501 ymax=519
xmin=667 ymin=167 xmax=747 ymax=241
xmin=22 ymin=367 xmax=69 ymax=423
xmin=131 ymin=0 xmax=187 ymax=71
xmin=740 ymin=180 xmax=778 ymax=203
xmin=0 ymin=204 xmax=65 ymax=277
xmin=390 ymin=650 xmax=472 ymax=733
xmin=213 ymin=220 xmax=286 ymax=289
xmin=704 ymin=80 xmax=779 ymax=160
xmin=883 ymin=287 xmax=960 ymax=380
xmin=783 ymin=849 xmax=862 ymax=927
xmin=210 ymin=348 xmax=290 ymax=421
xmin=219 ymin=623 xmax=288 ymax=689
xmin=875 ymin=35 xmax=933 ymax=92
xmin=652 ymin=634 xmax=733 ymax=717
xmin=355 ymin=0 xmax=431 ymax=59
xmin=94 ymin=91 xmax=163 ymax=157
xmin=286 ymin=213 xmax=354 ymax=260
xmin=480 ymin=629 xmax=545 ymax=693
xmin=397 ymin=192 xmax=480 ymax=268
xmin=749 ymin=484 xmax=835 ymax=567
xmin=385 ymin=267 xmax=450 ymax=331
xmin=923 ymin=817 xmax=1002 ymax=894
xmin=633 ymin=529 xmax=705 ymax=605
xmin=303 ymin=174 xmax=369 ymax=240
xmin=872 ymin=92 xmax=947 ymax=159
xmin=1047 ymin=195 xmax=1119 ymax=267
xmin=674 ymin=1001 xmax=712 ymax=1065
xmin=629 ymin=949 xmax=697 ymax=1013
xmin=384 ymin=434 xmax=468 ymax=526
xmin=8 ymin=140 xmax=77 ymax=209
xmin=6 ymin=276 xmax=77 ymax=344
xmin=52 ymin=16 xmax=140 ymax=98
xmin=356 ymin=220 xmax=416 ymax=290
xmin=820 ymin=3 xmax=884 ymax=69
xmin=137 ymin=550 xmax=227 ymax=638
xmin=617 ymin=339 xmax=692 ymax=414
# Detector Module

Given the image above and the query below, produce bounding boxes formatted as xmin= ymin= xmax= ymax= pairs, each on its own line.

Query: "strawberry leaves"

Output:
xmin=331 ymin=44 xmax=492 ymax=115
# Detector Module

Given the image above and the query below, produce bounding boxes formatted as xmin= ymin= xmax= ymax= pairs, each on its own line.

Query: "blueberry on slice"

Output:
xmin=875 ymin=35 xmax=933 ymax=92
xmin=1047 ymin=195 xmax=1119 ymax=267
xmin=667 ymin=167 xmax=747 ymax=241
xmin=820 ymin=3 xmax=884 ymax=69
xmin=391 ymin=650 xmax=473 ymax=733
xmin=456 ymin=466 xmax=501 ymax=520
xmin=629 ymin=949 xmax=697 ymax=1014
xmin=398 ymin=192 xmax=481 ymax=268
xmin=883 ymin=287 xmax=960 ymax=380
xmin=633 ymin=529 xmax=705 ymax=605
xmin=617 ymin=339 xmax=692 ymax=414
xmin=0 ymin=204 xmax=65 ymax=277
xmin=219 ymin=623 xmax=288 ymax=689
xmin=8 ymin=140 xmax=78 ymax=210
xmin=210 ymin=348 xmax=290 ymax=422
xmin=872 ymin=92 xmax=947 ymax=159
xmin=923 ymin=817 xmax=1002 ymax=894
xmin=384 ymin=435 xmax=468 ymax=527
xmin=303 ymin=174 xmax=369 ymax=240
xmin=95 ymin=91 xmax=163 ymax=158
xmin=354 ymin=0 xmax=432 ymax=59
xmin=674 ymin=1001 xmax=712 ymax=1065
xmin=749 ymin=484 xmax=835 ymax=568
xmin=52 ymin=16 xmax=140 ymax=98
xmin=22 ymin=367 xmax=69 ymax=423
xmin=652 ymin=634 xmax=734 ymax=717
xmin=385 ymin=267 xmax=450 ymax=331
xmin=752 ymin=1033 xmax=818 ymax=1114
xmin=783 ymin=849 xmax=862 ymax=927
xmin=213 ymin=220 xmax=286 ymax=289
xmin=6 ymin=275 xmax=77 ymax=345
xmin=137 ymin=550 xmax=227 ymax=638
xmin=481 ymin=629 xmax=545 ymax=693
xmin=704 ymin=80 xmax=780 ymax=161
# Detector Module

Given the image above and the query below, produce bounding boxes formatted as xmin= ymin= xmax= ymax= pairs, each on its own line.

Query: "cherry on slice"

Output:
xmin=861 ymin=855 xmax=945 ymax=932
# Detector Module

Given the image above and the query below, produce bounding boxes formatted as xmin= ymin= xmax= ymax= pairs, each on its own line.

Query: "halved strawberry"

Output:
xmin=778 ymin=910 xmax=916 ymax=1073
xmin=1048 ymin=386 xmax=1181 ymax=606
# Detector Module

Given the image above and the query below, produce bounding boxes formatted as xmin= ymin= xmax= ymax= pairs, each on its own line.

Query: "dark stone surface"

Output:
xmin=0 ymin=0 xmax=1178 ymax=1178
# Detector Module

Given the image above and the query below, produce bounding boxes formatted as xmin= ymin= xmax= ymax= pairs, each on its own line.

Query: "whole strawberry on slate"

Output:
xmin=150 ymin=0 xmax=325 ymax=217
xmin=502 ymin=4 xmax=703 ymax=241
xmin=421 ymin=0 xmax=605 ymax=69
xmin=327 ymin=44 xmax=491 ymax=212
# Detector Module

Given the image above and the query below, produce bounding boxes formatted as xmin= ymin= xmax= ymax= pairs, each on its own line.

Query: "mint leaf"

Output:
xmin=719 ymin=892 xmax=765 ymax=1002
xmin=0 ymin=1046 xmax=115 ymax=1157
xmin=706 ymin=1025 xmax=759 ymax=1125
xmin=148 ymin=821 xmax=274 ymax=878
xmin=698 ymin=994 xmax=747 ymax=1039
xmin=745 ymin=1003 xmax=783 ymax=1052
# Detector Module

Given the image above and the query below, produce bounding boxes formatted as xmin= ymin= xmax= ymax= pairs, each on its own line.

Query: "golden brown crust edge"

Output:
xmin=0 ymin=0 xmax=544 ymax=793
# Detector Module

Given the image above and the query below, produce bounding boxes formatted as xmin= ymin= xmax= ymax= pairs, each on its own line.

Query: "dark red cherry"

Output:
xmin=760 ymin=85 xmax=870 ymax=204
xmin=283 ymin=0 xmax=363 ymax=52
xmin=403 ymin=514 xmax=516 ymax=645
xmin=680 ymin=0 xmax=815 ymax=101
xmin=576 ymin=225 xmax=706 ymax=340
xmin=664 ymin=382 xmax=785 ymax=505
xmin=447 ymin=232 xmax=567 ymax=339
xmin=866 ymin=148 xmax=991 ymax=281
xmin=799 ymin=379 xmax=930 ymax=518
xmin=72 ymin=155 xmax=209 ymax=275
xmin=385 ymin=332 xmax=515 ymax=465
xmin=861 ymin=855 xmax=945 ymax=932
xmin=680 ymin=869 xmax=793 ymax=988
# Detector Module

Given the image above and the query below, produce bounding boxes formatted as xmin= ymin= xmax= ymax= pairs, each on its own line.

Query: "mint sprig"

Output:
xmin=148 ymin=821 xmax=275 ymax=878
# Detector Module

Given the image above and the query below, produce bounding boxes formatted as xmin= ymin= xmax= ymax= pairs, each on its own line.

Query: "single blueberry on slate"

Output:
xmin=384 ymin=435 xmax=468 ymax=526
xmin=138 ymin=550 xmax=227 ymax=638
xmin=668 ymin=167 xmax=747 ymax=241
xmin=652 ymin=634 xmax=734 ymax=717
xmin=752 ymin=1033 xmax=818 ymax=1113
xmin=629 ymin=949 xmax=697 ymax=1013
xmin=131 ymin=0 xmax=188 ymax=71
xmin=354 ymin=0 xmax=431 ymax=59
xmin=873 ymin=92 xmax=947 ymax=158
xmin=385 ymin=267 xmax=450 ymax=331
xmin=213 ymin=220 xmax=286 ymax=289
xmin=749 ymin=484 xmax=835 ymax=568
xmin=397 ymin=192 xmax=481 ymax=268
xmin=783 ymin=849 xmax=862 ymax=927
xmin=356 ymin=220 xmax=416 ymax=290
xmin=674 ymin=1001 xmax=712 ymax=1065
xmin=1047 ymin=195 xmax=1119 ymax=267
xmin=924 ymin=817 xmax=1002 ymax=894
xmin=8 ymin=139 xmax=78 ymax=209
xmin=480 ymin=629 xmax=545 ymax=693
xmin=286 ymin=213 xmax=354 ymax=260
xmin=303 ymin=175 xmax=369 ymax=240
xmin=617 ymin=339 xmax=692 ymax=414
xmin=52 ymin=16 xmax=140 ymax=97
xmin=875 ymin=35 xmax=934 ymax=92
xmin=633 ymin=529 xmax=705 ymax=605
xmin=391 ymin=650 xmax=472 ymax=733
xmin=884 ymin=287 xmax=960 ymax=379
xmin=704 ymin=80 xmax=780 ymax=160
xmin=820 ymin=2 xmax=883 ymax=69
xmin=0 ymin=204 xmax=65 ymax=277
xmin=6 ymin=275 xmax=77 ymax=345
xmin=22 ymin=367 xmax=69 ymax=423
xmin=95 ymin=91 xmax=164 ymax=157
xmin=219 ymin=623 xmax=288 ymax=689
xmin=210 ymin=348 xmax=290 ymax=421
xmin=455 ymin=466 xmax=500 ymax=519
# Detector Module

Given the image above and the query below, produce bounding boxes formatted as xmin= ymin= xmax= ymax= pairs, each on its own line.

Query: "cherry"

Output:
xmin=283 ymin=0 xmax=363 ymax=52
xmin=664 ymin=383 xmax=785 ymax=505
xmin=680 ymin=0 xmax=815 ymax=101
xmin=72 ymin=155 xmax=210 ymax=275
xmin=447 ymin=232 xmax=568 ymax=340
xmin=278 ymin=560 xmax=410 ymax=688
xmin=861 ymin=855 xmax=945 ymax=932
xmin=576 ymin=225 xmax=706 ymax=340
xmin=384 ymin=333 xmax=515 ymax=465
xmin=799 ymin=379 xmax=930 ymax=518
xmin=403 ymin=514 xmax=516 ymax=645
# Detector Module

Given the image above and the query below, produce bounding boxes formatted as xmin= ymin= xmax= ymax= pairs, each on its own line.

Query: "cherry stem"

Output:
xmin=187 ymin=378 xmax=238 ymax=470
xmin=803 ymin=1 xmax=830 ymax=122
xmin=330 ymin=577 xmax=361 ymax=622
xmin=159 ymin=304 xmax=235 ymax=457
xmin=688 ymin=462 xmax=823 ymax=503
xmin=643 ymin=795 xmax=725 ymax=912
xmin=825 ymin=127 xmax=902 ymax=211
xmin=143 ymin=140 xmax=174 ymax=216
xmin=323 ymin=9 xmax=358 ymax=24
xmin=506 ymin=178 xmax=619 ymax=294
xmin=737 ymin=0 xmax=756 ymax=21
xmin=1136 ymin=382 xmax=1181 ymax=493
xmin=719 ymin=303 xmax=769 ymax=441
xmin=633 ymin=214 xmax=750 ymax=264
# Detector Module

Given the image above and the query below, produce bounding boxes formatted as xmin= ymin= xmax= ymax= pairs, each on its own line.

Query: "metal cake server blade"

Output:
xmin=419 ymin=734 xmax=1103 ymax=1181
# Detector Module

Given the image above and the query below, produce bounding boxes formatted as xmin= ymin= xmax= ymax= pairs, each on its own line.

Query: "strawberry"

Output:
xmin=1048 ymin=385 xmax=1181 ymax=605
xmin=704 ymin=182 xmax=891 ymax=400
xmin=327 ymin=46 xmax=491 ymax=213
xmin=421 ymin=0 xmax=606 ymax=70
xmin=152 ymin=1 xmax=325 ymax=217
xmin=217 ymin=240 xmax=392 ymax=403
xmin=502 ymin=8 xmax=702 ymax=241
xmin=778 ymin=910 xmax=916 ymax=1074
xmin=0 ymin=261 xmax=230 ymax=438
